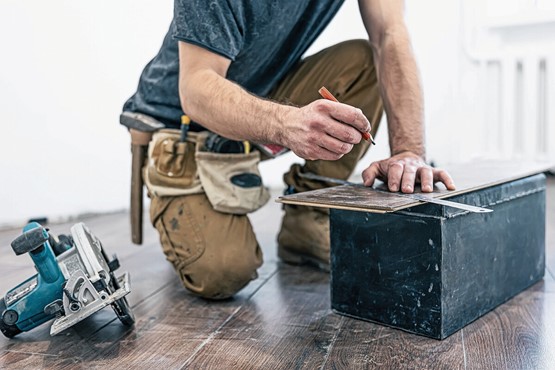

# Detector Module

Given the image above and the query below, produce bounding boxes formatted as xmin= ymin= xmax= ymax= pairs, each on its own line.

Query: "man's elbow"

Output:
xmin=371 ymin=22 xmax=410 ymax=53
xmin=179 ymin=88 xmax=194 ymax=118
xmin=179 ymin=69 xmax=224 ymax=121
xmin=178 ymin=74 xmax=204 ymax=120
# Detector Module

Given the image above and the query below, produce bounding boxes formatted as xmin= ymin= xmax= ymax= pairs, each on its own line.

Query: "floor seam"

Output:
xmin=461 ymin=328 xmax=467 ymax=370
xmin=179 ymin=267 xmax=280 ymax=369
xmin=319 ymin=315 xmax=344 ymax=370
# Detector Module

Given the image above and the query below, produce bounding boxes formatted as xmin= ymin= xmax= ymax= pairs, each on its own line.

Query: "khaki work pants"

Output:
xmin=150 ymin=39 xmax=384 ymax=299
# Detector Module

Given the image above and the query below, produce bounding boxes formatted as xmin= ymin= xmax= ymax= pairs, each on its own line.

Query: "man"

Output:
xmin=123 ymin=0 xmax=455 ymax=299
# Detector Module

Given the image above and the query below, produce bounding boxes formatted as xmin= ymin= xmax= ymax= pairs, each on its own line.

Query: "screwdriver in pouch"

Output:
xmin=180 ymin=115 xmax=190 ymax=142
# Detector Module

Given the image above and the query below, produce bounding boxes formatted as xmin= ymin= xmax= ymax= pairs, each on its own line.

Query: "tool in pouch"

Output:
xmin=203 ymin=132 xmax=265 ymax=188
xmin=1 ymin=222 xmax=134 ymax=338
xmin=298 ymin=172 xmax=493 ymax=213
xmin=197 ymin=131 xmax=270 ymax=212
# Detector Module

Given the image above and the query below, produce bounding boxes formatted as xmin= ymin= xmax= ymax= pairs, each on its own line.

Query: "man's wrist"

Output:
xmin=391 ymin=148 xmax=426 ymax=160
xmin=269 ymin=104 xmax=296 ymax=147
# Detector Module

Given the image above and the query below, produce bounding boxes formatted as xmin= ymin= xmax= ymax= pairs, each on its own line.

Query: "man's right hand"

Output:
xmin=281 ymin=99 xmax=372 ymax=161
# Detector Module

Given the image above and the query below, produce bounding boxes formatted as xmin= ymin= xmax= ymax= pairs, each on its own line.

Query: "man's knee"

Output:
xmin=150 ymin=193 xmax=263 ymax=300
xmin=179 ymin=244 xmax=262 ymax=299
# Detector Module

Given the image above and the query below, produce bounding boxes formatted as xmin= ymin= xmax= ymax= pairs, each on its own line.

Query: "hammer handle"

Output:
xmin=129 ymin=129 xmax=153 ymax=245
xmin=130 ymin=144 xmax=147 ymax=245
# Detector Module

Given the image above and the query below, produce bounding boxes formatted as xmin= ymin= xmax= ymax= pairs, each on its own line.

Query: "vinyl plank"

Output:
xmin=183 ymin=265 xmax=337 ymax=370
xmin=323 ymin=319 xmax=465 ymax=370
xmin=0 ymin=350 xmax=68 ymax=370
xmin=463 ymin=287 xmax=555 ymax=369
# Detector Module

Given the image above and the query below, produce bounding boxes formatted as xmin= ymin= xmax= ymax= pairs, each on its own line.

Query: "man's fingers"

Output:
xmin=325 ymin=123 xmax=362 ymax=145
xmin=434 ymin=169 xmax=456 ymax=190
xmin=362 ymin=162 xmax=381 ymax=187
xmin=419 ymin=166 xmax=434 ymax=192
xmin=360 ymin=152 xmax=456 ymax=194
xmin=298 ymin=144 xmax=345 ymax=161
xmin=323 ymin=100 xmax=371 ymax=133
xmin=387 ymin=162 xmax=404 ymax=192
xmin=400 ymin=165 xmax=418 ymax=193
xmin=316 ymin=134 xmax=355 ymax=156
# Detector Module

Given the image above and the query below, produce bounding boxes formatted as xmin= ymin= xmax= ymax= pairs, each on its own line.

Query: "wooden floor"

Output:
xmin=1 ymin=176 xmax=554 ymax=369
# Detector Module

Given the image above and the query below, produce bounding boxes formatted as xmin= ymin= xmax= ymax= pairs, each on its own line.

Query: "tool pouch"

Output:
xmin=195 ymin=150 xmax=270 ymax=214
xmin=144 ymin=129 xmax=204 ymax=197
xmin=144 ymin=129 xmax=270 ymax=214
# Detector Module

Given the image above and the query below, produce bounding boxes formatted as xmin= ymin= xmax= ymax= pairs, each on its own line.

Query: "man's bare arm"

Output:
xmin=358 ymin=0 xmax=455 ymax=192
xmin=359 ymin=0 xmax=424 ymax=156
xmin=178 ymin=42 xmax=371 ymax=161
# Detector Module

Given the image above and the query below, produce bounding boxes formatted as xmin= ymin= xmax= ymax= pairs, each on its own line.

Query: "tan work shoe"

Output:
xmin=277 ymin=204 xmax=330 ymax=272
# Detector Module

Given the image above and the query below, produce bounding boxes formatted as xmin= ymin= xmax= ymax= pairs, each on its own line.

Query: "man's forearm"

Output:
xmin=180 ymin=68 xmax=292 ymax=145
xmin=359 ymin=0 xmax=455 ymax=192
xmin=374 ymin=25 xmax=426 ymax=158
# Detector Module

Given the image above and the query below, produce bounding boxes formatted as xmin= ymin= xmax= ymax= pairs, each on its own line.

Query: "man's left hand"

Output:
xmin=362 ymin=151 xmax=456 ymax=193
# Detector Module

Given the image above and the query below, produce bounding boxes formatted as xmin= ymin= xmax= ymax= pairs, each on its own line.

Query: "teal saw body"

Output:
xmin=1 ymin=222 xmax=134 ymax=338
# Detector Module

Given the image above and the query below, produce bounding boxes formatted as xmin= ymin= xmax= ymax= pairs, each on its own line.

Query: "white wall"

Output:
xmin=0 ymin=0 xmax=173 ymax=226
xmin=1 ymin=0 xmax=552 ymax=226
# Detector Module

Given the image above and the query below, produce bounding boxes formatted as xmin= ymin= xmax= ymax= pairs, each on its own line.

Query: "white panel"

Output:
xmin=484 ymin=61 xmax=503 ymax=158
xmin=500 ymin=58 xmax=518 ymax=158
xmin=537 ymin=59 xmax=548 ymax=158
xmin=547 ymin=55 xmax=555 ymax=161
xmin=522 ymin=57 xmax=539 ymax=158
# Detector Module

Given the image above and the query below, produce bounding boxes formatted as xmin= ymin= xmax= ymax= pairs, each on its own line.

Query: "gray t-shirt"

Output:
xmin=123 ymin=0 xmax=344 ymax=128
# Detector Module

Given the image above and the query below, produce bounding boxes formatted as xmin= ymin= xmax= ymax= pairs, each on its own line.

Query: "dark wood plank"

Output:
xmin=324 ymin=319 xmax=465 ymax=369
xmin=279 ymin=185 xmax=399 ymax=212
xmin=184 ymin=265 xmax=338 ymax=370
xmin=463 ymin=286 xmax=555 ymax=369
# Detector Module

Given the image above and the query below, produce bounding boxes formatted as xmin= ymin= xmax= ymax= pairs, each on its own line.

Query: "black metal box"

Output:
xmin=330 ymin=174 xmax=546 ymax=339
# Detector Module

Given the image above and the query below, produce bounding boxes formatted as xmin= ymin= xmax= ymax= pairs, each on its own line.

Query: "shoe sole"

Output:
xmin=278 ymin=246 xmax=330 ymax=273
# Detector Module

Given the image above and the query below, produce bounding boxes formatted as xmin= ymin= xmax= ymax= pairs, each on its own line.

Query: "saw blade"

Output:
xmin=299 ymin=172 xmax=493 ymax=213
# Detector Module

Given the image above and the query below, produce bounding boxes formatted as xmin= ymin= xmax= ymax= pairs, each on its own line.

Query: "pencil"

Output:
xmin=318 ymin=86 xmax=376 ymax=145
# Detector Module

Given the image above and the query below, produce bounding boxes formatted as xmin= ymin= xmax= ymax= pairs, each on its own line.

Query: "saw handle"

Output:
xmin=12 ymin=223 xmax=63 ymax=284
xmin=11 ymin=226 xmax=49 ymax=255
